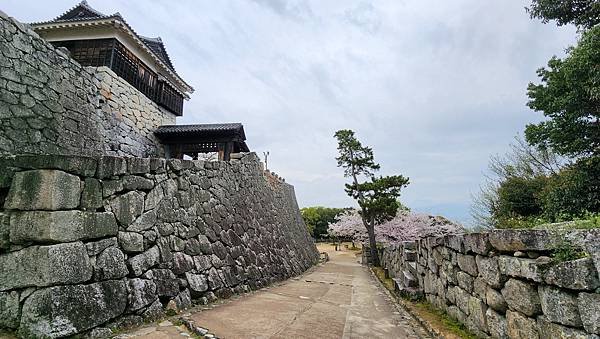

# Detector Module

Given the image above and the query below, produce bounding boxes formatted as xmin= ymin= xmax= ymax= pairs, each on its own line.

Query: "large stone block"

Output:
xmin=476 ymin=255 xmax=504 ymax=288
xmin=81 ymin=178 xmax=102 ymax=210
xmin=110 ymin=191 xmax=144 ymax=226
xmin=0 ymin=291 xmax=20 ymax=329
xmin=506 ymin=310 xmax=539 ymax=339
xmin=578 ymin=292 xmax=600 ymax=334
xmin=186 ymin=272 xmax=209 ymax=295
xmin=463 ymin=233 xmax=492 ymax=255
xmin=0 ymin=213 xmax=9 ymax=250
xmin=457 ymin=253 xmax=478 ymax=276
xmin=146 ymin=269 xmax=178 ymax=297
xmin=501 ymin=279 xmax=541 ymax=317
xmin=498 ymin=255 xmax=543 ymax=282
xmin=467 ymin=296 xmax=488 ymax=333
xmin=128 ymin=246 xmax=160 ymax=276
xmin=4 ymin=170 xmax=80 ymax=210
xmin=537 ymin=316 xmax=593 ymax=339
xmin=539 ymin=285 xmax=582 ymax=327
xmin=457 ymin=271 xmax=474 ymax=293
xmin=96 ymin=156 xmax=127 ymax=179
xmin=19 ymin=280 xmax=127 ymax=338
xmin=544 ymin=257 xmax=600 ymax=291
xmin=10 ymin=211 xmax=118 ymax=243
xmin=486 ymin=308 xmax=508 ymax=339
xmin=95 ymin=247 xmax=129 ymax=280
xmin=490 ymin=229 xmax=554 ymax=252
xmin=118 ymin=231 xmax=144 ymax=253
xmin=126 ymin=278 xmax=157 ymax=312
xmin=0 ymin=242 xmax=92 ymax=291
xmin=12 ymin=154 xmax=97 ymax=177
xmin=486 ymin=286 xmax=507 ymax=312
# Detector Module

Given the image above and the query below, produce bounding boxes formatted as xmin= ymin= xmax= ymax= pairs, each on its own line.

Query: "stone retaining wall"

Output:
xmin=0 ymin=153 xmax=319 ymax=338
xmin=0 ymin=12 xmax=174 ymax=158
xmin=380 ymin=230 xmax=600 ymax=338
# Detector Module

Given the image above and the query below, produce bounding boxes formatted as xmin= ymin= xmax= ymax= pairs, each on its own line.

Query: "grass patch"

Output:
xmin=413 ymin=302 xmax=478 ymax=339
xmin=372 ymin=266 xmax=395 ymax=291
xmin=371 ymin=266 xmax=478 ymax=339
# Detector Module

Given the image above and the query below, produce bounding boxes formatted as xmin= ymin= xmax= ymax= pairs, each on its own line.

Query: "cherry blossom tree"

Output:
xmin=328 ymin=209 xmax=464 ymax=245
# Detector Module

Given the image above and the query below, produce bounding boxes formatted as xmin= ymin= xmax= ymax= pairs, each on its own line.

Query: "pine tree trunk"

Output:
xmin=365 ymin=218 xmax=379 ymax=266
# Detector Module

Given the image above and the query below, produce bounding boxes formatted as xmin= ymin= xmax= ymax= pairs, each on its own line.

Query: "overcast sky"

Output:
xmin=4 ymin=0 xmax=577 ymax=224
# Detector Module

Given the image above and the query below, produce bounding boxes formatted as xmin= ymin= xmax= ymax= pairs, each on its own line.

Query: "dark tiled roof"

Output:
xmin=31 ymin=1 xmax=182 ymax=80
xmin=155 ymin=123 xmax=245 ymax=138
xmin=139 ymin=36 xmax=175 ymax=72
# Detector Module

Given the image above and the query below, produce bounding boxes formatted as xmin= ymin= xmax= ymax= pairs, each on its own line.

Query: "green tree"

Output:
xmin=493 ymin=175 xmax=548 ymax=225
xmin=334 ymin=129 xmax=409 ymax=266
xmin=527 ymin=0 xmax=600 ymax=28
xmin=301 ymin=206 xmax=347 ymax=239
xmin=526 ymin=26 xmax=600 ymax=157
xmin=471 ymin=136 xmax=565 ymax=228
xmin=541 ymin=156 xmax=600 ymax=220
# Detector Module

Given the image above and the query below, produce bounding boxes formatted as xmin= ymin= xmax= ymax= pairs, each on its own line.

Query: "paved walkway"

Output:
xmin=124 ymin=244 xmax=430 ymax=339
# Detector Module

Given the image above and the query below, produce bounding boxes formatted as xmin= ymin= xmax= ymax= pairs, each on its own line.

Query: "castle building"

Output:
xmin=29 ymin=1 xmax=248 ymax=160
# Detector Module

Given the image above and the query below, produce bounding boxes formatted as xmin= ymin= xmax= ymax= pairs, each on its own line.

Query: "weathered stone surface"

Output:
xmin=578 ymin=292 xmax=600 ymax=334
xmin=174 ymin=289 xmax=192 ymax=310
xmin=141 ymin=299 xmax=163 ymax=322
xmin=501 ymin=279 xmax=541 ymax=317
xmin=11 ymin=155 xmax=97 ymax=177
xmin=537 ymin=316 xmax=594 ymax=339
xmin=126 ymin=278 xmax=157 ymax=312
xmin=506 ymin=310 xmax=539 ymax=339
xmin=539 ymin=285 xmax=582 ymax=327
xmin=476 ymin=255 xmax=504 ymax=288
xmin=186 ymin=272 xmax=209 ymax=295
xmin=96 ymin=156 xmax=127 ymax=179
xmin=10 ymin=211 xmax=118 ymax=243
xmin=498 ymin=255 xmax=543 ymax=282
xmin=147 ymin=269 xmax=178 ymax=297
xmin=457 ymin=253 xmax=478 ymax=276
xmin=486 ymin=287 xmax=507 ymax=312
xmin=118 ymin=231 xmax=144 ymax=253
xmin=19 ymin=281 xmax=127 ymax=338
xmin=490 ymin=229 xmax=554 ymax=252
xmin=544 ymin=257 xmax=600 ymax=290
xmin=0 ymin=213 xmax=9 ymax=250
xmin=110 ymin=191 xmax=144 ymax=226
xmin=86 ymin=237 xmax=117 ymax=256
xmin=81 ymin=178 xmax=102 ymax=210
xmin=454 ymin=286 xmax=471 ymax=315
xmin=123 ymin=175 xmax=154 ymax=191
xmin=127 ymin=210 xmax=156 ymax=232
xmin=463 ymin=233 xmax=492 ymax=255
xmin=172 ymin=252 xmax=195 ymax=275
xmin=128 ymin=246 xmax=160 ymax=276
xmin=486 ymin=308 xmax=508 ymax=339
xmin=457 ymin=271 xmax=474 ymax=293
xmin=4 ymin=170 xmax=80 ymax=210
xmin=467 ymin=296 xmax=488 ymax=333
xmin=0 ymin=291 xmax=20 ymax=329
xmin=0 ymin=242 xmax=91 ymax=291
xmin=208 ymin=267 xmax=224 ymax=290
xmin=193 ymin=255 xmax=213 ymax=272
xmin=95 ymin=247 xmax=128 ymax=280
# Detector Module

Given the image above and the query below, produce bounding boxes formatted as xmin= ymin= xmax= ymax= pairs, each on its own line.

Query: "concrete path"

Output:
xmin=125 ymin=244 xmax=430 ymax=339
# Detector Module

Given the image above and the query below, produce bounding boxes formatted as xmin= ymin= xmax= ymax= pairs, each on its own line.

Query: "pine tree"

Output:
xmin=334 ymin=129 xmax=409 ymax=265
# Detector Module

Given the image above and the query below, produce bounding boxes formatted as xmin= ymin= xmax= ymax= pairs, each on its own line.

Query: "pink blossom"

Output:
xmin=327 ymin=210 xmax=464 ymax=244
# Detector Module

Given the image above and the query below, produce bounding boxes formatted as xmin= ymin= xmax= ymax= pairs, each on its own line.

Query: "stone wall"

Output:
xmin=0 ymin=12 xmax=174 ymax=158
xmin=0 ymin=153 xmax=319 ymax=338
xmin=380 ymin=231 xmax=600 ymax=338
